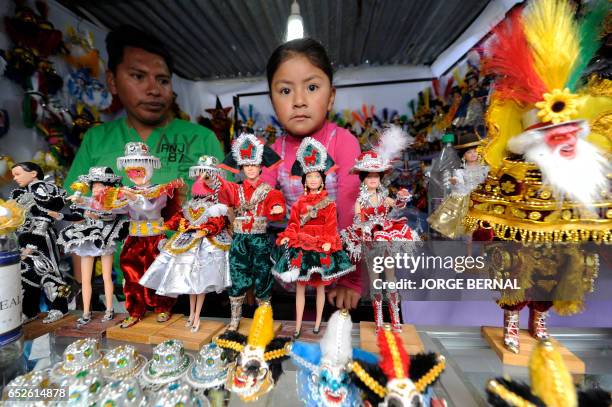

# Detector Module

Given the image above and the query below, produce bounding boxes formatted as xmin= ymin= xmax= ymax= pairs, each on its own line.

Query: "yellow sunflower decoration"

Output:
xmin=535 ymin=88 xmax=580 ymax=124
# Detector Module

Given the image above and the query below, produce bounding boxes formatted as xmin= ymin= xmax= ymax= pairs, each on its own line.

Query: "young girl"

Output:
xmin=272 ymin=138 xmax=355 ymax=338
xmin=58 ymin=167 xmax=128 ymax=326
xmin=139 ymin=156 xmax=231 ymax=333
xmin=261 ymin=38 xmax=362 ymax=309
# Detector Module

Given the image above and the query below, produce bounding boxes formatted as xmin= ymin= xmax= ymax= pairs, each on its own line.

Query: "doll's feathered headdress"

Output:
xmin=481 ymin=0 xmax=610 ymax=168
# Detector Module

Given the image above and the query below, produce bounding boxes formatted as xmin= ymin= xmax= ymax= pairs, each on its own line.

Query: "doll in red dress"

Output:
xmin=272 ymin=137 xmax=355 ymax=338
xmin=341 ymin=126 xmax=416 ymax=332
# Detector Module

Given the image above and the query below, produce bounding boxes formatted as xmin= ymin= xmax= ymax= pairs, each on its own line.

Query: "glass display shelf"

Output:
xmin=6 ymin=317 xmax=612 ymax=406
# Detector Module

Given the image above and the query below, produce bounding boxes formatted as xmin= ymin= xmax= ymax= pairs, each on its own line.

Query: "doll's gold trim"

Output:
xmin=348 ymin=361 xmax=387 ymax=399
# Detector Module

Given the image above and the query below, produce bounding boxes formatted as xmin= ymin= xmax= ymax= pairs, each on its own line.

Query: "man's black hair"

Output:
xmin=106 ymin=25 xmax=174 ymax=73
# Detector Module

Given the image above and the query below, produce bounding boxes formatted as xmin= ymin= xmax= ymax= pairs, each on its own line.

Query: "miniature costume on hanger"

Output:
xmin=290 ymin=310 xmax=376 ymax=407
xmin=272 ymin=137 xmax=355 ymax=337
xmin=463 ymin=0 xmax=611 ymax=354
xmin=215 ymin=302 xmax=292 ymax=403
xmin=11 ymin=162 xmax=81 ymax=323
xmin=140 ymin=156 xmax=231 ymax=333
xmin=428 ymin=147 xmax=488 ymax=239
xmin=104 ymin=142 xmax=183 ymax=328
xmin=57 ymin=166 xmax=128 ymax=326
xmin=216 ymin=132 xmax=285 ymax=331
xmin=340 ymin=126 xmax=415 ymax=332
xmin=349 ymin=324 xmax=446 ymax=407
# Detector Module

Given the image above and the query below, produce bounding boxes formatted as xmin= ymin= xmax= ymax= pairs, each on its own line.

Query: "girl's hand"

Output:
xmin=322 ymin=242 xmax=331 ymax=252
xmin=280 ymin=237 xmax=290 ymax=245
xmin=449 ymin=177 xmax=458 ymax=185
xmin=384 ymin=197 xmax=395 ymax=207
xmin=327 ymin=287 xmax=360 ymax=310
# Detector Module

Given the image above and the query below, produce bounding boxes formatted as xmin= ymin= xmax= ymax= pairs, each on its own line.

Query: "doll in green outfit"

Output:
xmin=214 ymin=132 xmax=286 ymax=331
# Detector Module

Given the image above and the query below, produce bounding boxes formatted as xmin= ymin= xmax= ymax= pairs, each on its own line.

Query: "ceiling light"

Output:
xmin=286 ymin=0 xmax=304 ymax=42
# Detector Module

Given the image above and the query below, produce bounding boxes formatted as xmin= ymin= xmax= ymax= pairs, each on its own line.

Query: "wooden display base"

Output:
xmin=55 ymin=312 xmax=127 ymax=339
xmin=23 ymin=313 xmax=79 ymax=341
xmin=106 ymin=312 xmax=182 ymax=344
xmin=481 ymin=326 xmax=585 ymax=374
xmin=278 ymin=320 xmax=326 ymax=342
xmin=234 ymin=318 xmax=282 ymax=337
xmin=150 ymin=318 xmax=226 ymax=350
xmin=359 ymin=322 xmax=424 ymax=354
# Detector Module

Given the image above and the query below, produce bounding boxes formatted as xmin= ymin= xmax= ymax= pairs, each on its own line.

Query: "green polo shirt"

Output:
xmin=64 ymin=118 xmax=225 ymax=193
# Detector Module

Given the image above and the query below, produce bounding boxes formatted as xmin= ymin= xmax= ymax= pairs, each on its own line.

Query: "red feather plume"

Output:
xmin=377 ymin=329 xmax=410 ymax=381
xmin=432 ymin=79 xmax=440 ymax=98
xmin=443 ymin=77 xmax=454 ymax=99
xmin=483 ymin=9 xmax=547 ymax=105
xmin=352 ymin=111 xmax=365 ymax=126
xmin=361 ymin=104 xmax=368 ymax=119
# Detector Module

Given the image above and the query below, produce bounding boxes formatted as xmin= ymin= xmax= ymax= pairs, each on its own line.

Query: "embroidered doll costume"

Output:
xmin=106 ymin=142 xmax=183 ymax=328
xmin=216 ymin=132 xmax=286 ymax=331
xmin=140 ymin=155 xmax=231 ymax=333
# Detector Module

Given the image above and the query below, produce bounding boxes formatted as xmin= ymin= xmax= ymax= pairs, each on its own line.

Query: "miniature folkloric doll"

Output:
xmin=349 ymin=324 xmax=446 ymax=407
xmin=140 ymin=156 xmax=232 ymax=333
xmin=57 ymin=167 xmax=128 ymax=326
xmin=11 ymin=162 xmax=82 ymax=323
xmin=290 ymin=309 xmax=377 ymax=407
xmin=215 ymin=132 xmax=286 ymax=331
xmin=103 ymin=142 xmax=183 ymax=328
xmin=215 ymin=302 xmax=292 ymax=403
xmin=340 ymin=126 xmax=415 ymax=332
xmin=428 ymin=146 xmax=488 ymax=239
xmin=272 ymin=137 xmax=355 ymax=338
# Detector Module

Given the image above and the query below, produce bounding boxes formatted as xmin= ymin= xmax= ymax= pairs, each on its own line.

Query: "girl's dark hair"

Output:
xmin=266 ymin=38 xmax=333 ymax=88
xmin=359 ymin=171 xmax=382 ymax=183
xmin=301 ymin=171 xmax=326 ymax=188
xmin=12 ymin=162 xmax=44 ymax=180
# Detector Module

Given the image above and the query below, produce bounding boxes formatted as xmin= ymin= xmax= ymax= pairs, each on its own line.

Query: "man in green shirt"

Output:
xmin=65 ymin=25 xmax=224 ymax=192
xmin=64 ymin=25 xmax=223 ymax=323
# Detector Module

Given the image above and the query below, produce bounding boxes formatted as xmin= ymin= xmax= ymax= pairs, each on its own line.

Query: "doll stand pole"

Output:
xmin=359 ymin=321 xmax=424 ymax=354
xmin=106 ymin=312 xmax=182 ymax=344
xmin=481 ymin=326 xmax=585 ymax=373
xmin=55 ymin=311 xmax=127 ymax=339
xmin=150 ymin=318 xmax=226 ymax=351
xmin=23 ymin=312 xmax=79 ymax=341
xmin=233 ymin=318 xmax=283 ymax=336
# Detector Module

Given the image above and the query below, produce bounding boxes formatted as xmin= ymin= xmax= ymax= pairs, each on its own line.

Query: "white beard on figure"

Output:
xmin=510 ymin=136 xmax=608 ymax=207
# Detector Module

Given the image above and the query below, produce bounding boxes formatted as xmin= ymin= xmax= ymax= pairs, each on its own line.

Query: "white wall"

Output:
xmin=174 ymin=64 xmax=435 ymax=127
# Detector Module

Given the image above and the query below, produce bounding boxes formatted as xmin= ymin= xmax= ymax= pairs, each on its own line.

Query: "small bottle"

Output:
xmin=428 ymin=134 xmax=461 ymax=234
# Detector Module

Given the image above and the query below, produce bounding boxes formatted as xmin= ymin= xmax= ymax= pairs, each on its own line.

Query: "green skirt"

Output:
xmin=271 ymin=245 xmax=355 ymax=286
